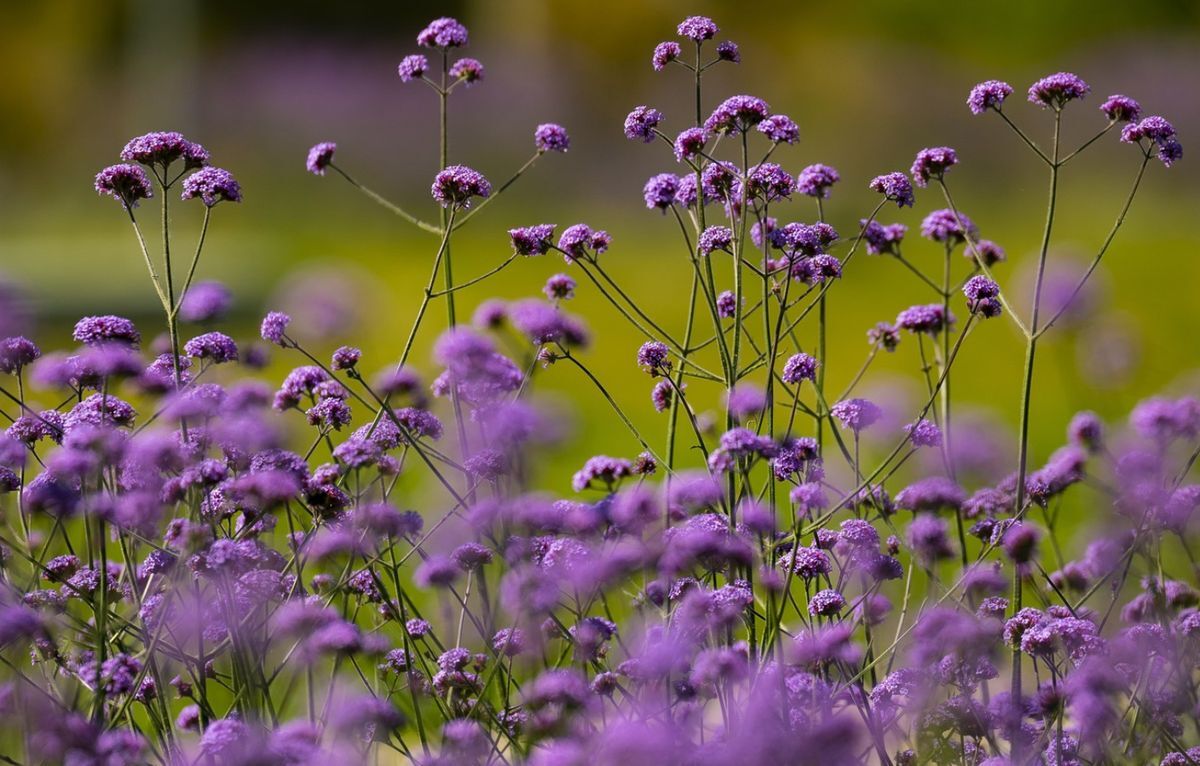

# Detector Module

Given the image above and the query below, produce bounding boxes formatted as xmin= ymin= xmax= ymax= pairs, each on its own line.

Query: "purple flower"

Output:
xmin=180 ymin=167 xmax=242 ymax=207
xmin=1067 ymin=411 xmax=1103 ymax=452
xmin=534 ymin=123 xmax=570 ymax=153
xmin=971 ymin=239 xmax=1006 ymax=266
xmin=716 ymin=41 xmax=740 ymax=62
xmin=790 ymin=482 xmax=828 ymax=515
xmin=907 ymin=515 xmax=955 ymax=563
xmin=869 ymin=172 xmax=915 ymax=207
xmin=808 ymin=588 xmax=846 ymax=617
xmin=643 ymin=173 xmax=680 ymax=210
xmin=260 ymin=311 xmax=291 ymax=346
xmin=921 ymin=208 xmax=978 ymax=244
xmin=963 ymin=275 xmax=1002 ymax=318
xmin=305 ymin=142 xmax=336 ymax=175
xmin=449 ymin=57 xmax=484 ymax=84
xmin=509 ymin=224 xmax=555 ymax=256
xmin=698 ymin=225 xmax=733 ymax=255
xmin=179 ymin=281 xmax=232 ymax=323
xmin=1002 ymin=522 xmax=1040 ymax=565
xmin=967 ymin=80 xmax=1013 ymax=114
xmin=0 ymin=337 xmax=40 ymax=374
xmin=897 ymin=303 xmax=953 ymax=335
xmin=704 ymin=95 xmax=770 ymax=135
xmin=417 ymin=17 xmax=468 ymax=48
xmin=895 ymin=476 xmax=967 ymax=512
xmin=637 ymin=341 xmax=671 ymax=375
xmin=677 ymin=15 xmax=719 ymax=41
xmin=1121 ymin=116 xmax=1182 ymax=167
xmin=431 ymin=165 xmax=491 ymax=208
xmin=757 ymin=114 xmax=799 ymax=144
xmin=868 ymin=322 xmax=900 ymax=351
xmin=543 ymin=273 xmax=576 ymax=301
xmin=781 ymin=546 xmax=831 ymax=579
xmin=905 ymin=419 xmax=943 ymax=448
xmin=652 ymin=41 xmax=681 ymax=71
xmin=1100 ymin=94 xmax=1141 ymax=122
xmin=716 ymin=290 xmax=737 ymax=319
xmin=1028 ymin=72 xmax=1090 ymax=108
xmin=184 ymin=332 xmax=238 ymax=364
xmin=726 ymin=383 xmax=767 ymax=421
xmin=673 ymin=127 xmax=708 ymax=162
xmin=572 ymin=455 xmax=633 ymax=492
xmin=795 ymin=163 xmax=840 ymax=198
xmin=624 ymin=106 xmax=663 ymax=143
xmin=910 ymin=146 xmax=958 ymax=188
xmin=743 ymin=162 xmax=794 ymax=202
xmin=830 ymin=398 xmax=882 ymax=432
xmin=331 ymin=346 xmax=361 ymax=370
xmin=782 ymin=352 xmax=818 ymax=385
xmin=397 ymin=54 xmax=428 ymax=82
xmin=73 ymin=315 xmax=140 ymax=347
xmin=120 ymin=131 xmax=207 ymax=168
xmin=862 ymin=220 xmax=907 ymax=255
xmin=94 ymin=164 xmax=153 ymax=208
xmin=414 ymin=555 xmax=460 ymax=588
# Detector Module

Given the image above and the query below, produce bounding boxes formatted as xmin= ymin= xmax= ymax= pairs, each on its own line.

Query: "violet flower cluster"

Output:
xmin=0 ymin=13 xmax=1194 ymax=766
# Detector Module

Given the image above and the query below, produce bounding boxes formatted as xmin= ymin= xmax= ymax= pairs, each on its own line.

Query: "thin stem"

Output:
xmin=328 ymin=164 xmax=439 ymax=234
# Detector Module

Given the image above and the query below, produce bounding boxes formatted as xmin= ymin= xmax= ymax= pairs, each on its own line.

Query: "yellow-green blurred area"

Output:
xmin=1 ymin=0 xmax=1199 ymax=516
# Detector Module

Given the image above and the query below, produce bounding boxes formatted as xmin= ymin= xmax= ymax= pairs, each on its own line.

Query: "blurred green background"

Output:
xmin=1 ymin=0 xmax=1198 ymax=519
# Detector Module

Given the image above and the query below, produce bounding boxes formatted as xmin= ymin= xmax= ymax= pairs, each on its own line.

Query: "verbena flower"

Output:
xmin=643 ymin=173 xmax=680 ymax=210
xmin=120 ymin=131 xmax=207 ymax=169
xmin=698 ymin=225 xmax=733 ymax=255
xmin=1100 ymin=94 xmax=1141 ymax=122
xmin=509 ymin=224 xmax=556 ymax=256
xmin=448 ymin=57 xmax=484 ymax=84
xmin=179 ymin=281 xmax=232 ymax=323
xmin=830 ymin=398 xmax=882 ymax=432
xmin=431 ymin=165 xmax=491 ymax=208
xmin=305 ymin=142 xmax=336 ymax=175
xmin=796 ymin=163 xmax=840 ymax=198
xmin=94 ymin=164 xmax=153 ymax=208
xmin=652 ymin=41 xmax=681 ymax=71
xmin=911 ymin=146 xmax=958 ymax=188
xmin=180 ymin=167 xmax=242 ymax=207
xmin=417 ymin=17 xmax=468 ymax=48
xmin=967 ymin=80 xmax=1013 ymax=114
xmin=757 ymin=114 xmax=799 ymax=144
xmin=534 ymin=123 xmax=570 ymax=153
xmin=677 ymin=16 xmax=718 ymax=41
xmin=673 ymin=127 xmax=708 ymax=162
xmin=1028 ymin=72 xmax=1090 ymax=108
xmin=397 ymin=54 xmax=428 ymax=82
xmin=869 ymin=172 xmax=915 ymax=207
xmin=704 ymin=95 xmax=769 ymax=134
xmin=623 ymin=106 xmax=663 ymax=143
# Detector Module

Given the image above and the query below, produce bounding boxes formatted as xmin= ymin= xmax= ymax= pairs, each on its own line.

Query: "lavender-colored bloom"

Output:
xmin=869 ymin=172 xmax=916 ymax=207
xmin=94 ymin=164 xmax=153 ymax=208
xmin=180 ymin=167 xmax=241 ymax=206
xmin=73 ymin=315 xmax=140 ymax=347
xmin=414 ymin=555 xmax=460 ymax=588
xmin=716 ymin=290 xmax=737 ymax=318
xmin=907 ymin=515 xmax=955 ymax=563
xmin=1121 ymin=115 xmax=1183 ymax=167
xmin=758 ymin=114 xmax=799 ymax=144
xmin=1100 ymin=94 xmax=1141 ymax=122
xmin=673 ymin=127 xmax=708 ymax=163
xmin=260 ymin=311 xmax=291 ymax=346
xmin=449 ymin=57 xmax=484 ymax=84
xmin=905 ymin=419 xmax=943 ymax=448
xmin=895 ymin=476 xmax=967 ymax=512
xmin=808 ymin=588 xmax=846 ymax=617
xmin=1028 ymin=72 xmax=1090 ymax=107
xmin=509 ymin=224 xmax=555 ymax=256
xmin=1002 ymin=522 xmax=1040 ymax=565
xmin=744 ymin=162 xmax=794 ymax=202
xmin=417 ymin=17 xmax=468 ymax=48
xmin=1130 ymin=396 xmax=1200 ymax=442
xmin=624 ymin=106 xmax=663 ymax=143
xmin=911 ymin=146 xmax=958 ymax=188
xmin=796 ymin=163 xmax=839 ymax=198
xmin=305 ymin=142 xmax=336 ymax=175
xmin=1067 ymin=411 xmax=1103 ymax=452
xmin=967 ymin=80 xmax=1013 ymax=114
xmin=830 ymin=398 xmax=882 ymax=432
xmin=716 ymin=41 xmax=740 ymax=62
xmin=677 ymin=15 xmax=718 ymax=41
xmin=643 ymin=173 xmax=680 ymax=210
xmin=542 ymin=273 xmax=576 ymax=301
xmin=726 ymin=383 xmax=766 ymax=421
xmin=897 ymin=303 xmax=953 ymax=335
xmin=637 ymin=341 xmax=671 ymax=375
xmin=963 ymin=275 xmax=1002 ymax=318
xmin=782 ymin=352 xmax=818 ymax=385
xmin=781 ymin=546 xmax=831 ymax=579
xmin=704 ymin=95 xmax=769 ymax=135
xmin=431 ymin=165 xmax=491 ymax=208
xmin=868 ymin=321 xmax=900 ymax=351
xmin=0 ymin=336 xmax=39 ymax=374
xmin=790 ymin=482 xmax=828 ymax=515
xmin=178 ymin=281 xmax=231 ymax=323
xmin=652 ymin=41 xmax=681 ymax=71
xmin=972 ymin=239 xmax=1006 ymax=266
xmin=651 ymin=379 xmax=674 ymax=412
xmin=698 ymin=225 xmax=733 ymax=255
xmin=862 ymin=220 xmax=907 ymax=255
xmin=557 ymin=223 xmax=609 ymax=261
xmin=921 ymin=208 xmax=978 ymax=244
xmin=120 ymin=131 xmax=207 ymax=168
xmin=534 ymin=123 xmax=569 ymax=152
xmin=397 ymin=54 xmax=428 ymax=82
xmin=572 ymin=455 xmax=633 ymax=492
xmin=184 ymin=332 xmax=238 ymax=363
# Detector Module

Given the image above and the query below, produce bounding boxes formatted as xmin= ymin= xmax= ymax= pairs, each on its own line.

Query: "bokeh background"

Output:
xmin=1 ymin=0 xmax=1198 ymax=506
